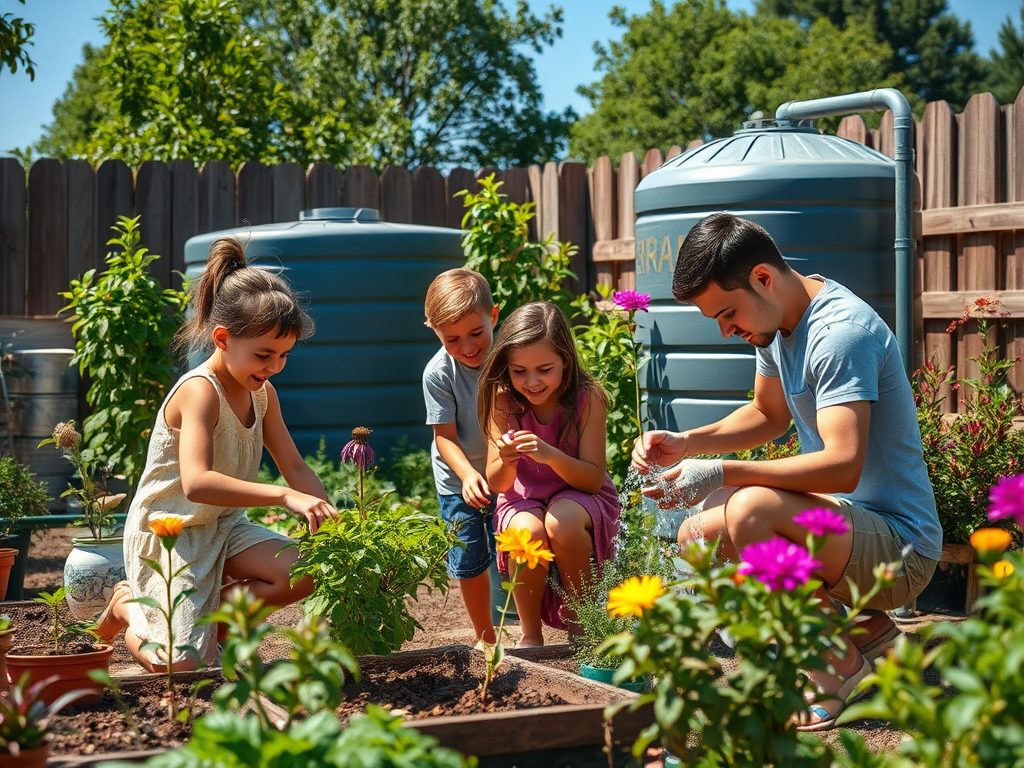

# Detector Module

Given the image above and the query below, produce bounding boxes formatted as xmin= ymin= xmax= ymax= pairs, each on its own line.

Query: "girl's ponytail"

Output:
xmin=175 ymin=238 xmax=247 ymax=356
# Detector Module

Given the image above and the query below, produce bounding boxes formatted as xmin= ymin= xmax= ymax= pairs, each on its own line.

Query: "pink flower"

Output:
xmin=988 ymin=475 xmax=1024 ymax=528
xmin=792 ymin=508 xmax=849 ymax=538
xmin=612 ymin=291 xmax=651 ymax=313
xmin=737 ymin=538 xmax=821 ymax=592
xmin=341 ymin=426 xmax=375 ymax=470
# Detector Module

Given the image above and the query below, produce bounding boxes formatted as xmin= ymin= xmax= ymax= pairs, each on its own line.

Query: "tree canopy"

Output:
xmin=35 ymin=0 xmax=572 ymax=169
xmin=569 ymin=0 xmax=906 ymax=162
xmin=0 ymin=0 xmax=36 ymax=80
xmin=987 ymin=4 xmax=1024 ymax=105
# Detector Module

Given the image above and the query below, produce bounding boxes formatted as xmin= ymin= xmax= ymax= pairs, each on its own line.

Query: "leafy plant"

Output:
xmin=0 ymin=456 xmax=50 ymax=538
xmin=32 ymin=587 xmax=100 ymax=655
xmin=0 ymin=674 xmax=92 ymax=757
xmin=841 ymin=504 xmax=1024 ymax=767
xmin=604 ymin=514 xmax=895 ymax=766
xmin=291 ymin=500 xmax=456 ymax=655
xmin=59 ymin=215 xmax=187 ymax=490
xmin=38 ymin=421 xmax=124 ymax=540
xmin=915 ymin=312 xmax=1024 ymax=545
xmin=459 ymin=174 xmax=576 ymax=319
xmin=562 ymin=496 xmax=674 ymax=671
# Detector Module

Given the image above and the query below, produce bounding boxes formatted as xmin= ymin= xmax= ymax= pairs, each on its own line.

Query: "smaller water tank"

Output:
xmin=635 ymin=119 xmax=915 ymax=433
xmin=184 ymin=208 xmax=466 ymax=457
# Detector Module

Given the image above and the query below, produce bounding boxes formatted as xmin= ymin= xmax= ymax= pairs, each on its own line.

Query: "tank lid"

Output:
xmin=299 ymin=207 xmax=381 ymax=222
xmin=735 ymin=118 xmax=818 ymax=134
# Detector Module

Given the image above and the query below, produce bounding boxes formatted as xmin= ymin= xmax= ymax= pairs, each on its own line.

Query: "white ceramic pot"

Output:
xmin=63 ymin=536 xmax=126 ymax=621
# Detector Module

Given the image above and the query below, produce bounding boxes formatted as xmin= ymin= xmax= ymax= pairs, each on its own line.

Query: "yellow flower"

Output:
xmin=496 ymin=528 xmax=553 ymax=570
xmin=607 ymin=575 xmax=666 ymax=618
xmin=970 ymin=527 xmax=1012 ymax=552
xmin=993 ymin=560 xmax=1015 ymax=578
xmin=149 ymin=515 xmax=184 ymax=540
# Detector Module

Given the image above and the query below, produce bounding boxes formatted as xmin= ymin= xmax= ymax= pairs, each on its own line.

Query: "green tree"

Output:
xmin=79 ymin=0 xmax=351 ymax=167
xmin=987 ymin=3 xmax=1024 ymax=105
xmin=569 ymin=0 xmax=906 ymax=161
xmin=0 ymin=0 xmax=35 ymax=80
xmin=237 ymin=0 xmax=573 ymax=168
xmin=35 ymin=44 xmax=107 ymax=159
xmin=755 ymin=0 xmax=988 ymax=108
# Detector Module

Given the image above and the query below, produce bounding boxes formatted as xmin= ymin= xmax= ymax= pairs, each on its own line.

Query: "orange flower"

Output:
xmin=993 ymin=560 xmax=1015 ymax=578
xmin=969 ymin=527 xmax=1012 ymax=552
xmin=731 ymin=572 xmax=746 ymax=586
xmin=149 ymin=515 xmax=184 ymax=540
xmin=496 ymin=528 xmax=554 ymax=570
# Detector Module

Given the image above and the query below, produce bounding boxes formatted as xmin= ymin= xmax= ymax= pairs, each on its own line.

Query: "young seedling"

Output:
xmin=33 ymin=588 xmax=99 ymax=655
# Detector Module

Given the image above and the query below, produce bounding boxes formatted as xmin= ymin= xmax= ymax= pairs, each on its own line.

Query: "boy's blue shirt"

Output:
xmin=422 ymin=347 xmax=489 ymax=497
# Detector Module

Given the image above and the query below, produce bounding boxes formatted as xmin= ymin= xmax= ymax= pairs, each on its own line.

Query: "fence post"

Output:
xmin=0 ymin=159 xmax=26 ymax=316
xmin=27 ymin=160 xmax=67 ymax=315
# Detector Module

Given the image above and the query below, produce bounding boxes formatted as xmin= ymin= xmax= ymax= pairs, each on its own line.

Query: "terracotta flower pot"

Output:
xmin=5 ymin=644 xmax=114 ymax=705
xmin=0 ymin=548 xmax=18 ymax=605
xmin=0 ymin=629 xmax=15 ymax=694
xmin=0 ymin=743 xmax=51 ymax=768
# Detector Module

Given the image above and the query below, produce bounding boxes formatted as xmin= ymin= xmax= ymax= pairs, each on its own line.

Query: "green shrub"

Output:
xmin=0 ymin=456 xmax=50 ymax=537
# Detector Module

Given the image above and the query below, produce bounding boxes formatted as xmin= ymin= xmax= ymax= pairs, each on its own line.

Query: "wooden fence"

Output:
xmin=3 ymin=88 xmax=1024 ymax=411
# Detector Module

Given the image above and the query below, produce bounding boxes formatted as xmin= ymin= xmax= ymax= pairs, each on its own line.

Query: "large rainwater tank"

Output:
xmin=635 ymin=119 xmax=912 ymax=433
xmin=184 ymin=208 xmax=465 ymax=456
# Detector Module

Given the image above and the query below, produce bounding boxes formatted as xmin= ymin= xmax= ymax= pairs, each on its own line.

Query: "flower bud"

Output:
xmin=52 ymin=421 xmax=82 ymax=450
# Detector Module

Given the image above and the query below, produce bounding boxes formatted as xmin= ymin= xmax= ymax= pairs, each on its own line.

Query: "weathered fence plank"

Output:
xmin=237 ymin=161 xmax=273 ymax=227
xmin=958 ymin=94 xmax=1002 ymax=397
xmin=1007 ymin=89 xmax=1024 ymax=393
xmin=412 ymin=166 xmax=446 ymax=227
xmin=27 ymin=160 xmax=67 ymax=315
xmin=65 ymin=160 xmax=96 ymax=285
xmin=559 ymin=162 xmax=590 ymax=293
xmin=0 ymin=159 xmax=26 ymax=315
xmin=540 ymin=161 xmax=559 ymax=242
xmin=641 ymin=148 xmax=663 ymax=178
xmin=837 ymin=115 xmax=872 ymax=147
xmin=342 ymin=164 xmax=378 ymax=211
xmin=503 ymin=167 xmax=530 ymax=207
xmin=527 ymin=164 xmax=543 ymax=240
xmin=136 ymin=161 xmax=173 ymax=288
xmin=380 ymin=165 xmax=413 ymax=224
xmin=199 ymin=161 xmax=234 ymax=234
xmin=95 ymin=159 xmax=133 ymax=261
xmin=590 ymin=156 xmax=616 ymax=289
xmin=446 ymin=168 xmax=476 ymax=230
xmin=306 ymin=162 xmax=341 ymax=210
xmin=617 ymin=152 xmax=639 ymax=291
xmin=271 ymin=162 xmax=305 ymax=223
xmin=170 ymin=161 xmax=199 ymax=289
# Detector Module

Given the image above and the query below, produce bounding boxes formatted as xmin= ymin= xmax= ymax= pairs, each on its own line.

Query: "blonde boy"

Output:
xmin=422 ymin=269 xmax=500 ymax=645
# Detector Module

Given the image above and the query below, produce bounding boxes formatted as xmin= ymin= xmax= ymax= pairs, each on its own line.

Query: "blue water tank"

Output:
xmin=635 ymin=120 xmax=912 ymax=432
xmin=183 ymin=208 xmax=465 ymax=456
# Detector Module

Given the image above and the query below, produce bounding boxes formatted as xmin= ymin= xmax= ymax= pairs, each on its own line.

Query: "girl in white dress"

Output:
xmin=96 ymin=237 xmax=338 ymax=672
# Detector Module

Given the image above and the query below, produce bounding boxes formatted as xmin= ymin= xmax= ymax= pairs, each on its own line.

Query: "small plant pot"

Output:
xmin=0 ymin=548 xmax=19 ymax=604
xmin=0 ymin=742 xmax=51 ymax=768
xmin=63 ymin=537 xmax=126 ymax=621
xmin=579 ymin=662 xmax=652 ymax=693
xmin=5 ymin=644 xmax=114 ymax=704
xmin=0 ymin=629 xmax=15 ymax=694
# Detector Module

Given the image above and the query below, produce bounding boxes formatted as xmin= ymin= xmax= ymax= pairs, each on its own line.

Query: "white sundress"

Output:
xmin=123 ymin=364 xmax=290 ymax=663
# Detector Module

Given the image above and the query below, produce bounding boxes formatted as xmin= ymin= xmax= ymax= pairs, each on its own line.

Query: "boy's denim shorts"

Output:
xmin=438 ymin=494 xmax=496 ymax=580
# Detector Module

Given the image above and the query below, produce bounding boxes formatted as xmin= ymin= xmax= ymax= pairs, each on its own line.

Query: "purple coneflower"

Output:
xmin=792 ymin=508 xmax=849 ymax=538
xmin=341 ymin=427 xmax=375 ymax=469
xmin=988 ymin=474 xmax=1024 ymax=528
xmin=612 ymin=290 xmax=651 ymax=313
xmin=737 ymin=537 xmax=821 ymax=592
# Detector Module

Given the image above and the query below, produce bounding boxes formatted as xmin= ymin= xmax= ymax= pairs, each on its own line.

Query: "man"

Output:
xmin=633 ymin=212 xmax=940 ymax=730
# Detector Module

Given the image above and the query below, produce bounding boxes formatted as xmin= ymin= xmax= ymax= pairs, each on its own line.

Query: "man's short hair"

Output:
xmin=672 ymin=213 xmax=790 ymax=302
xmin=424 ymin=268 xmax=494 ymax=328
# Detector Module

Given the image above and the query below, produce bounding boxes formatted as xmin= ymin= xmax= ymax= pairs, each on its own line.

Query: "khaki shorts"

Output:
xmin=825 ymin=502 xmax=937 ymax=611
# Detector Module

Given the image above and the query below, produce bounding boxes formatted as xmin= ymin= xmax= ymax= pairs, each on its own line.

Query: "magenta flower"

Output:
xmin=988 ymin=474 xmax=1024 ymax=528
xmin=737 ymin=538 xmax=821 ymax=592
xmin=793 ymin=508 xmax=849 ymax=538
xmin=341 ymin=426 xmax=375 ymax=470
xmin=612 ymin=290 xmax=651 ymax=313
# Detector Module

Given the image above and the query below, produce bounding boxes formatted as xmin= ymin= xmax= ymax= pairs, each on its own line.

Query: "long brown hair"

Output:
xmin=477 ymin=302 xmax=606 ymax=451
xmin=174 ymin=237 xmax=315 ymax=355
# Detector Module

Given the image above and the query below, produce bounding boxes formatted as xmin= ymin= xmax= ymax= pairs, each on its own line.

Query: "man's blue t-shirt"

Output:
xmin=755 ymin=277 xmax=942 ymax=561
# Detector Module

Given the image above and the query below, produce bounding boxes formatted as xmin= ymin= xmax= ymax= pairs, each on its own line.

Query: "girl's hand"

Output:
xmin=510 ymin=430 xmax=555 ymax=464
xmin=283 ymin=491 xmax=338 ymax=535
xmin=496 ymin=429 xmax=523 ymax=467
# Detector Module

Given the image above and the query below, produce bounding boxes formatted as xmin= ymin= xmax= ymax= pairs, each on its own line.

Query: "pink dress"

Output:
xmin=494 ymin=397 xmax=620 ymax=630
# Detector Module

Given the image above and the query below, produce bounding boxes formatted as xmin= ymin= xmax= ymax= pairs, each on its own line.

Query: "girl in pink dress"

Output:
xmin=477 ymin=302 xmax=620 ymax=645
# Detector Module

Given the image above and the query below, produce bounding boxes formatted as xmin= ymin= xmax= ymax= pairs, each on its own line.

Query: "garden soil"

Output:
xmin=11 ymin=527 xmax=954 ymax=764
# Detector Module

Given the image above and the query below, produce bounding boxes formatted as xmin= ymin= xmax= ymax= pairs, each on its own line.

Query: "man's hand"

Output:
xmin=642 ymin=458 xmax=724 ymax=510
xmin=461 ymin=470 xmax=492 ymax=508
xmin=632 ymin=430 xmax=689 ymax=473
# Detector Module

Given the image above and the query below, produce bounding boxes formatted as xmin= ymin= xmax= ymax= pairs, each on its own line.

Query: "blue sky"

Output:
xmin=0 ymin=0 xmax=1020 ymax=154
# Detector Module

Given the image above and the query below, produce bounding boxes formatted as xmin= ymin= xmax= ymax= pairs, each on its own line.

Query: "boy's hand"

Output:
xmin=461 ymin=471 xmax=492 ymax=508
xmin=632 ymin=430 xmax=689 ymax=473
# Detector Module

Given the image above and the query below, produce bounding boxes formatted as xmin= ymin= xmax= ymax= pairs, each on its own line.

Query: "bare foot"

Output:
xmin=96 ymin=581 xmax=131 ymax=643
xmin=515 ymin=635 xmax=544 ymax=649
